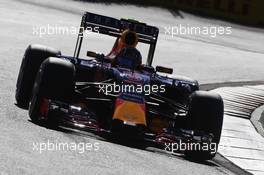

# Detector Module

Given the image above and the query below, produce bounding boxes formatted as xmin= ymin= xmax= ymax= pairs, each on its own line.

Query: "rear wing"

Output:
xmin=74 ymin=12 xmax=159 ymax=66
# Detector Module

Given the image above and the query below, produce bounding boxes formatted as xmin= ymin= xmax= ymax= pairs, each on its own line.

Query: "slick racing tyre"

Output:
xmin=29 ymin=57 xmax=75 ymax=125
xmin=185 ymin=91 xmax=224 ymax=160
xmin=16 ymin=44 xmax=61 ymax=108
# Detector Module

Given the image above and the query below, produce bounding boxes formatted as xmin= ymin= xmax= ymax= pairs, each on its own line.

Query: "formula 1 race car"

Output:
xmin=16 ymin=12 xmax=224 ymax=160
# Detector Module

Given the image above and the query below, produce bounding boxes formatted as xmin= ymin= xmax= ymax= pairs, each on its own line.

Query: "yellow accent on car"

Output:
xmin=149 ymin=117 xmax=170 ymax=134
xmin=113 ymin=101 xmax=146 ymax=126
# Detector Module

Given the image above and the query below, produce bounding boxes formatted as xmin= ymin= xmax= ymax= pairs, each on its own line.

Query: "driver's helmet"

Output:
xmin=120 ymin=29 xmax=138 ymax=48
xmin=114 ymin=29 xmax=142 ymax=69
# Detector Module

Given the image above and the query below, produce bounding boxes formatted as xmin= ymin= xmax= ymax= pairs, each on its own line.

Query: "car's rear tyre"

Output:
xmin=29 ymin=57 xmax=75 ymax=125
xmin=184 ymin=91 xmax=224 ymax=160
xmin=16 ymin=44 xmax=61 ymax=109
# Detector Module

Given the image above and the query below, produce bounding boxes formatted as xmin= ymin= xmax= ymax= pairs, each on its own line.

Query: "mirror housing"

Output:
xmin=87 ymin=51 xmax=98 ymax=58
xmin=141 ymin=65 xmax=155 ymax=73
xmin=156 ymin=66 xmax=173 ymax=74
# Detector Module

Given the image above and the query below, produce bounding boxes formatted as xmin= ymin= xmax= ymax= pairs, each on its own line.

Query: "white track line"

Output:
xmin=212 ymin=85 xmax=264 ymax=174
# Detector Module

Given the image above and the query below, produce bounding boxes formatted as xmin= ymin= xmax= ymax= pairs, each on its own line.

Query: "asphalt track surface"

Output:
xmin=0 ymin=0 xmax=264 ymax=174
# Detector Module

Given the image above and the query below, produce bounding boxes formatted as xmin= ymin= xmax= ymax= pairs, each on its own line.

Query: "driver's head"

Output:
xmin=120 ymin=29 xmax=138 ymax=48
xmin=113 ymin=29 xmax=142 ymax=69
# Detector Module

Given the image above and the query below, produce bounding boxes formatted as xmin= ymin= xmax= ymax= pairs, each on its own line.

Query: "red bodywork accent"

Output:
xmin=115 ymin=97 xmax=124 ymax=107
xmin=139 ymin=103 xmax=146 ymax=111
xmin=39 ymin=98 xmax=49 ymax=118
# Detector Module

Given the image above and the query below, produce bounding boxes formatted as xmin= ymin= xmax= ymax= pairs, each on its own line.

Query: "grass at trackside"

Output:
xmin=75 ymin=0 xmax=264 ymax=27
xmin=75 ymin=0 xmax=172 ymax=8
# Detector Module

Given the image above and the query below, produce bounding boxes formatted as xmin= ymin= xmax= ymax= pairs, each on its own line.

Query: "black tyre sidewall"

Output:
xmin=29 ymin=57 xmax=75 ymax=124
xmin=16 ymin=44 xmax=61 ymax=108
xmin=185 ymin=91 xmax=224 ymax=160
